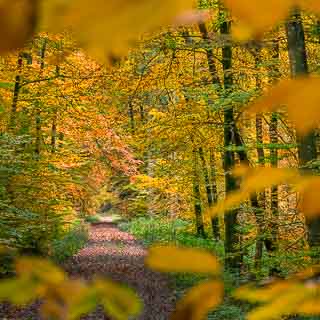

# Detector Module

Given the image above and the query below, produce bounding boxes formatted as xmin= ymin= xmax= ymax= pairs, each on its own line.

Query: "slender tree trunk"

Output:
xmin=220 ymin=17 xmax=241 ymax=271
xmin=198 ymin=23 xmax=221 ymax=87
xmin=51 ymin=113 xmax=57 ymax=153
xmin=35 ymin=38 xmax=47 ymax=157
xmin=199 ymin=147 xmax=214 ymax=206
xmin=128 ymin=101 xmax=135 ymax=132
xmin=9 ymin=54 xmax=23 ymax=129
xmin=253 ymin=47 xmax=266 ymax=271
xmin=286 ymin=11 xmax=320 ymax=250
xmin=209 ymin=149 xmax=220 ymax=239
xmin=198 ymin=22 xmax=221 ymax=239
xmin=193 ymin=148 xmax=205 ymax=237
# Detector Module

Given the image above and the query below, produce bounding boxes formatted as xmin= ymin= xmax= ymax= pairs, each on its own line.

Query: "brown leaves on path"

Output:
xmin=0 ymin=222 xmax=176 ymax=319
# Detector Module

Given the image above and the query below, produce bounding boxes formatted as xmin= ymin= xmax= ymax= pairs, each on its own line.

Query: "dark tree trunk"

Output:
xmin=209 ymin=149 xmax=220 ymax=239
xmin=198 ymin=23 xmax=221 ymax=88
xmin=286 ymin=11 xmax=320 ymax=250
xmin=220 ymin=18 xmax=241 ymax=271
xmin=9 ymin=54 xmax=23 ymax=129
xmin=253 ymin=47 xmax=266 ymax=271
xmin=35 ymin=38 xmax=47 ymax=157
xmin=193 ymin=148 xmax=205 ymax=237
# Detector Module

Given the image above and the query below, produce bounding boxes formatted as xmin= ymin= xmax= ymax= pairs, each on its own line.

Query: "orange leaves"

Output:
xmin=223 ymin=0 xmax=320 ymax=38
xmin=247 ymin=77 xmax=320 ymax=135
xmin=146 ymin=245 xmax=220 ymax=274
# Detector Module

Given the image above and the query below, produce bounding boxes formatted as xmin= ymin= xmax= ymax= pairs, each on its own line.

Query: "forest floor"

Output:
xmin=0 ymin=220 xmax=176 ymax=319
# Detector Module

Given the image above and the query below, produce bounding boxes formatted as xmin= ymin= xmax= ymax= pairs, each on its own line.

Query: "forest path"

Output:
xmin=66 ymin=221 xmax=176 ymax=319
xmin=0 ymin=221 xmax=176 ymax=319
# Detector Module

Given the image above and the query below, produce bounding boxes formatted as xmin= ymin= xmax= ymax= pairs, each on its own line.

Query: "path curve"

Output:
xmin=0 ymin=222 xmax=176 ymax=319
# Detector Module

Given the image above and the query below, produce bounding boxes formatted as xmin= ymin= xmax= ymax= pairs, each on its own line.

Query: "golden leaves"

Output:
xmin=223 ymin=0 xmax=320 ymax=38
xmin=171 ymin=281 xmax=223 ymax=320
xmin=224 ymin=0 xmax=291 ymax=38
xmin=94 ymin=279 xmax=142 ymax=320
xmin=209 ymin=166 xmax=320 ymax=218
xmin=41 ymin=0 xmax=195 ymax=60
xmin=0 ymin=257 xmax=142 ymax=320
xmin=0 ymin=0 xmax=37 ymax=53
xmin=146 ymin=245 xmax=223 ymax=320
xmin=296 ymin=177 xmax=320 ymax=217
xmin=247 ymin=77 xmax=320 ymax=135
xmin=146 ymin=245 xmax=220 ymax=274
xmin=209 ymin=167 xmax=299 ymax=216
xmin=234 ymin=268 xmax=320 ymax=320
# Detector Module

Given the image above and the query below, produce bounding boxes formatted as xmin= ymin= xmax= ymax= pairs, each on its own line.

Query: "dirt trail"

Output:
xmin=0 ymin=221 xmax=176 ymax=319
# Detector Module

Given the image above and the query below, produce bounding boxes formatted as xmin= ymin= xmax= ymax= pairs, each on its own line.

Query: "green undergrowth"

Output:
xmin=119 ymin=215 xmax=248 ymax=319
xmin=120 ymin=215 xmax=317 ymax=320
xmin=50 ymin=219 xmax=88 ymax=264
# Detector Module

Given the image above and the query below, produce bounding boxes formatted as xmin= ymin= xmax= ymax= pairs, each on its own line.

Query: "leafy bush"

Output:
xmin=51 ymin=220 xmax=88 ymax=263
xmin=84 ymin=215 xmax=101 ymax=223
xmin=119 ymin=216 xmax=223 ymax=254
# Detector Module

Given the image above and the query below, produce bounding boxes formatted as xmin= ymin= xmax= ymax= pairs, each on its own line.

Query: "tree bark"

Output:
xmin=220 ymin=17 xmax=241 ymax=271
xmin=193 ymin=148 xmax=205 ymax=237
xmin=286 ymin=11 xmax=320 ymax=250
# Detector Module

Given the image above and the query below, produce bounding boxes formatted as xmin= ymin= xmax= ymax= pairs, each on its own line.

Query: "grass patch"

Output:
xmin=51 ymin=219 xmax=88 ymax=263
xmin=84 ymin=215 xmax=101 ymax=223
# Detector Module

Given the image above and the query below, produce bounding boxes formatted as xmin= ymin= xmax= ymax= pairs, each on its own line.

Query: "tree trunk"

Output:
xmin=253 ymin=47 xmax=266 ymax=271
xmin=35 ymin=38 xmax=47 ymax=157
xmin=193 ymin=148 xmax=205 ymax=237
xmin=221 ymin=17 xmax=241 ymax=271
xmin=9 ymin=54 xmax=23 ymax=129
xmin=286 ymin=11 xmax=320 ymax=250
xmin=209 ymin=149 xmax=220 ymax=239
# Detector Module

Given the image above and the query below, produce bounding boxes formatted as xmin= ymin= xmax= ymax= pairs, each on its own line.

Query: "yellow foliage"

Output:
xmin=247 ymin=77 xmax=320 ymax=134
xmin=0 ymin=257 xmax=142 ymax=320
xmin=224 ymin=0 xmax=291 ymax=37
xmin=41 ymin=0 xmax=195 ymax=60
xmin=209 ymin=167 xmax=300 ymax=216
xmin=223 ymin=0 xmax=320 ymax=37
xmin=94 ymin=278 xmax=142 ymax=320
xmin=146 ymin=245 xmax=220 ymax=274
xmin=235 ymin=268 xmax=320 ymax=319
xmin=296 ymin=176 xmax=320 ymax=217
xmin=171 ymin=281 xmax=223 ymax=320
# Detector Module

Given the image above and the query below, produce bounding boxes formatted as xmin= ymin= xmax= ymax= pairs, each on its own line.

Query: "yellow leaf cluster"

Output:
xmin=223 ymin=0 xmax=320 ymax=38
xmin=0 ymin=257 xmax=142 ymax=320
xmin=209 ymin=167 xmax=299 ymax=216
xmin=146 ymin=245 xmax=223 ymax=320
xmin=41 ymin=0 xmax=195 ymax=60
xmin=247 ymin=77 xmax=320 ymax=135
xmin=171 ymin=281 xmax=223 ymax=320
xmin=209 ymin=166 xmax=320 ymax=218
xmin=235 ymin=267 xmax=320 ymax=319
xmin=146 ymin=245 xmax=220 ymax=274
